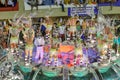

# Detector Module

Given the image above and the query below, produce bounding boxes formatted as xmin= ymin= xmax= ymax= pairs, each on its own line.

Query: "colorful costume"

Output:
xmin=34 ymin=36 xmax=45 ymax=64
xmin=9 ymin=25 xmax=20 ymax=54
xmin=23 ymin=27 xmax=35 ymax=66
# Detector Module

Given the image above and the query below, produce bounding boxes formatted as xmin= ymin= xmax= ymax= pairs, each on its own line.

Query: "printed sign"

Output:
xmin=68 ymin=5 xmax=98 ymax=17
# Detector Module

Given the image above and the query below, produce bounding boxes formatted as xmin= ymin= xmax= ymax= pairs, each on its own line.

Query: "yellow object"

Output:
xmin=64 ymin=0 xmax=70 ymax=4
xmin=88 ymin=0 xmax=92 ymax=4
xmin=82 ymin=21 xmax=87 ymax=30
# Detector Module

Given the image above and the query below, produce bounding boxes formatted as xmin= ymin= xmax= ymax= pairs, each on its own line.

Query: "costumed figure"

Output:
xmin=86 ymin=33 xmax=97 ymax=48
xmin=67 ymin=16 xmax=78 ymax=40
xmin=97 ymin=38 xmax=103 ymax=52
xmin=22 ymin=18 xmax=35 ymax=66
xmin=88 ymin=19 xmax=96 ymax=34
xmin=99 ymin=42 xmax=111 ymax=66
xmin=59 ymin=18 xmax=66 ymax=42
xmin=45 ymin=30 xmax=52 ymax=45
xmin=40 ymin=19 xmax=46 ymax=36
xmin=75 ymin=45 xmax=89 ymax=67
xmin=52 ymin=23 xmax=59 ymax=38
xmin=75 ymin=47 xmax=82 ymax=66
xmin=8 ymin=16 xmax=23 ymax=61
xmin=43 ymin=17 xmax=52 ymax=44
xmin=43 ymin=44 xmax=51 ymax=65
xmin=52 ymin=54 xmax=58 ymax=67
xmin=51 ymin=23 xmax=59 ymax=47
xmin=34 ymin=33 xmax=45 ymax=64
xmin=49 ymin=48 xmax=58 ymax=67
xmin=76 ymin=20 xmax=82 ymax=39
xmin=66 ymin=29 xmax=71 ymax=41
xmin=45 ymin=16 xmax=53 ymax=34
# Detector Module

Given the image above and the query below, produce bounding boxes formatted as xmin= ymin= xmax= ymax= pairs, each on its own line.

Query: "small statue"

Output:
xmin=34 ymin=34 xmax=45 ymax=64
xmin=8 ymin=15 xmax=24 ymax=62
xmin=22 ymin=19 xmax=35 ymax=66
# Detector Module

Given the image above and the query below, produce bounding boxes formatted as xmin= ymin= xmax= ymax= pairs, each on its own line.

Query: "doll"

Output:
xmin=8 ymin=16 xmax=24 ymax=61
xmin=34 ymin=34 xmax=45 ymax=64
xmin=22 ymin=19 xmax=35 ymax=66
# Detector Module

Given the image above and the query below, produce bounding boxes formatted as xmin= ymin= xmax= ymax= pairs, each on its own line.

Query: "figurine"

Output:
xmin=22 ymin=19 xmax=35 ymax=66
xmin=34 ymin=34 xmax=45 ymax=64
xmin=8 ymin=16 xmax=23 ymax=62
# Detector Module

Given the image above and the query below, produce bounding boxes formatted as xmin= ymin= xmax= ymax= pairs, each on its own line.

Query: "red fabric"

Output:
xmin=0 ymin=3 xmax=19 ymax=11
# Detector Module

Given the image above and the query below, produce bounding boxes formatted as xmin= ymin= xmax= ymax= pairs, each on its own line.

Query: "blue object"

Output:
xmin=41 ymin=25 xmax=46 ymax=32
xmin=68 ymin=5 xmax=98 ymax=16
xmin=98 ymin=0 xmax=120 ymax=6
xmin=20 ymin=66 xmax=32 ymax=73
xmin=81 ymin=34 xmax=86 ymax=40
xmin=113 ymin=37 xmax=120 ymax=45
xmin=42 ymin=0 xmax=53 ymax=5
xmin=82 ymin=48 xmax=100 ymax=63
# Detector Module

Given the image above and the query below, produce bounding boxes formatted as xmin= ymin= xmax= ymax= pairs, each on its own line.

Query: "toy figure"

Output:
xmin=66 ymin=30 xmax=71 ymax=40
xmin=45 ymin=31 xmax=50 ymax=43
xmin=88 ymin=26 xmax=96 ymax=34
xmin=58 ymin=18 xmax=66 ymax=42
xmin=76 ymin=20 xmax=81 ymax=33
xmin=75 ymin=46 xmax=83 ymax=64
xmin=49 ymin=48 xmax=57 ymax=66
xmin=86 ymin=33 xmax=97 ymax=48
xmin=9 ymin=23 xmax=19 ymax=52
xmin=52 ymin=54 xmax=58 ymax=67
xmin=8 ymin=17 xmax=23 ymax=60
xmin=22 ymin=19 xmax=35 ymax=66
xmin=34 ymin=34 xmax=45 ymax=64
xmin=99 ymin=42 xmax=111 ymax=65
xmin=40 ymin=20 xmax=46 ymax=36
xmin=45 ymin=16 xmax=53 ymax=33
xmin=67 ymin=16 xmax=78 ymax=33
xmin=52 ymin=23 xmax=58 ymax=38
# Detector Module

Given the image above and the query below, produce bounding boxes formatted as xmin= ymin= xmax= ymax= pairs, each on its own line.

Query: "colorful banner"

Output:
xmin=68 ymin=5 xmax=98 ymax=17
xmin=99 ymin=0 xmax=120 ymax=6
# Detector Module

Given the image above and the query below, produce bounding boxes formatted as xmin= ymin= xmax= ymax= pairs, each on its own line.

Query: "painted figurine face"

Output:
xmin=24 ymin=23 xmax=30 ymax=28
